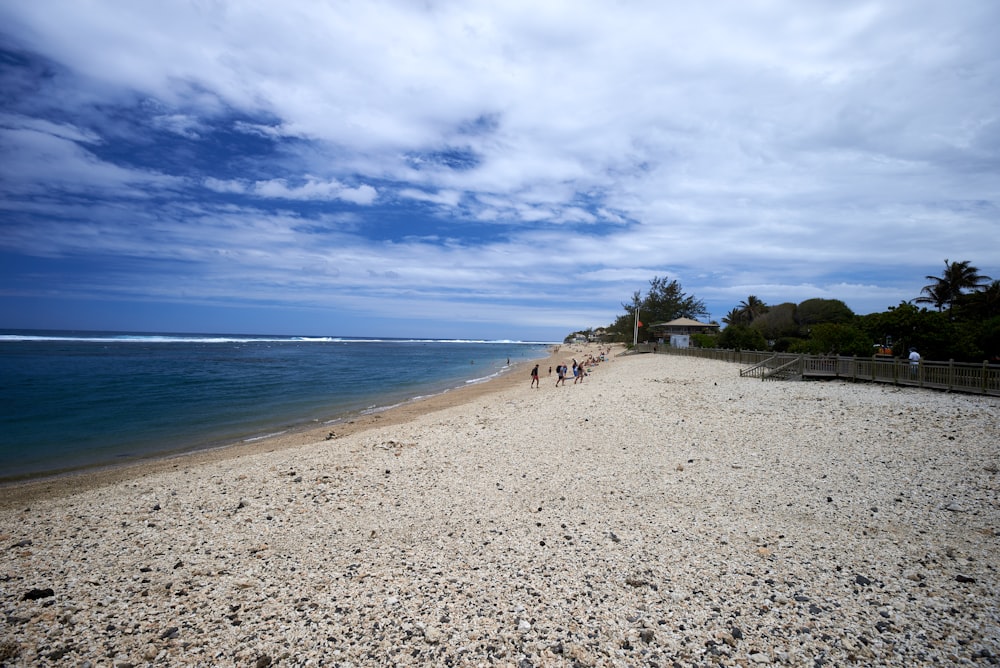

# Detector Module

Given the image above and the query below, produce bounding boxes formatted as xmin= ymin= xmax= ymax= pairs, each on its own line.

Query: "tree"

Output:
xmin=718 ymin=325 xmax=767 ymax=351
xmin=915 ymin=281 xmax=949 ymax=312
xmin=957 ymin=279 xmax=1000 ymax=320
xmin=751 ymin=302 xmax=799 ymax=340
xmin=722 ymin=296 xmax=768 ymax=327
xmin=917 ymin=259 xmax=992 ymax=316
xmin=607 ymin=291 xmax=644 ymax=343
xmin=787 ymin=323 xmax=872 ymax=356
xmin=722 ymin=308 xmax=743 ymax=326
xmin=690 ymin=332 xmax=718 ymax=348
xmin=641 ymin=276 xmax=708 ymax=325
xmin=857 ymin=302 xmax=953 ymax=360
xmin=796 ymin=298 xmax=854 ymax=326
xmin=606 ymin=277 xmax=707 ymax=344
xmin=737 ymin=295 xmax=768 ymax=325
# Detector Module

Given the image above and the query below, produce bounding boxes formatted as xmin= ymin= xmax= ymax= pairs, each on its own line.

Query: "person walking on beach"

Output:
xmin=555 ymin=364 xmax=567 ymax=386
xmin=574 ymin=362 xmax=585 ymax=384
xmin=530 ymin=364 xmax=540 ymax=388
xmin=909 ymin=347 xmax=920 ymax=375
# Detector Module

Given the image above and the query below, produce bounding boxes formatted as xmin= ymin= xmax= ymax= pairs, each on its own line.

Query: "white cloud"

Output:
xmin=202 ymin=176 xmax=377 ymax=204
xmin=251 ymin=177 xmax=378 ymax=204
xmin=399 ymin=188 xmax=463 ymax=207
xmin=0 ymin=123 xmax=180 ymax=195
xmin=1 ymin=1 xmax=998 ymax=338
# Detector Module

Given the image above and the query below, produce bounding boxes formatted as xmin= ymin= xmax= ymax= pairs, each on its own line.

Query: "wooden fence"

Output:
xmin=631 ymin=344 xmax=1000 ymax=397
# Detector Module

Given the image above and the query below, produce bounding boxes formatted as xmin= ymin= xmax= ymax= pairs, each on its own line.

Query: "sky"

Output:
xmin=1 ymin=1 xmax=998 ymax=342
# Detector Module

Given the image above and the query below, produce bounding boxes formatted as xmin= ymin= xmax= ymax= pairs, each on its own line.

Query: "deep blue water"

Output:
xmin=0 ymin=331 xmax=551 ymax=480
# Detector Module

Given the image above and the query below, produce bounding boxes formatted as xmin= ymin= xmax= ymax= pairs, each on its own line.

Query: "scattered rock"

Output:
xmin=0 ymin=641 xmax=19 ymax=661
xmin=22 ymin=587 xmax=54 ymax=601
xmin=422 ymin=626 xmax=442 ymax=644
xmin=2 ymin=350 xmax=998 ymax=666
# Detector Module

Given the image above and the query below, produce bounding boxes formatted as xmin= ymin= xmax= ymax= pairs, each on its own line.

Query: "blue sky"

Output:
xmin=1 ymin=1 xmax=998 ymax=341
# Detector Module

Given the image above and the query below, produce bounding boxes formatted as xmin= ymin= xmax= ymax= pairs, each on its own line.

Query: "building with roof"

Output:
xmin=649 ymin=318 xmax=719 ymax=348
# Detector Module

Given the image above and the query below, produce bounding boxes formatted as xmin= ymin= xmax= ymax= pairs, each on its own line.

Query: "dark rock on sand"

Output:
xmin=22 ymin=587 xmax=54 ymax=600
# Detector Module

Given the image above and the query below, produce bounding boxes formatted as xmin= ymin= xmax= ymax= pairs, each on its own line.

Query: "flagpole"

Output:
xmin=633 ymin=306 xmax=639 ymax=347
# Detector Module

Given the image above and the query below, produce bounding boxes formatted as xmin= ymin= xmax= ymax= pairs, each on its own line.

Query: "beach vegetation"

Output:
xmin=721 ymin=308 xmax=742 ymax=326
xmin=608 ymin=277 xmax=707 ymax=343
xmin=583 ymin=259 xmax=999 ymax=361
xmin=749 ymin=302 xmax=799 ymax=340
xmin=787 ymin=323 xmax=872 ymax=356
xmin=642 ymin=276 xmax=709 ymax=325
xmin=796 ymin=298 xmax=854 ymax=326
xmin=857 ymin=303 xmax=958 ymax=360
xmin=725 ymin=295 xmax=769 ymax=326
xmin=690 ymin=331 xmax=719 ymax=348
xmin=916 ymin=259 xmax=992 ymax=317
xmin=717 ymin=324 xmax=767 ymax=350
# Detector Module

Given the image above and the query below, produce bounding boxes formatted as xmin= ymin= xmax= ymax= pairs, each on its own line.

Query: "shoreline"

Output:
xmin=2 ymin=347 xmax=996 ymax=666
xmin=0 ymin=344 xmax=573 ymax=506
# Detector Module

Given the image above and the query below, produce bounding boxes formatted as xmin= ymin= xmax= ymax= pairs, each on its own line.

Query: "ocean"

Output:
xmin=0 ymin=331 xmax=552 ymax=481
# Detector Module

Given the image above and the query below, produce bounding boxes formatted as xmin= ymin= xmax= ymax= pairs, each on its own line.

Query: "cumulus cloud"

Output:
xmin=0 ymin=1 xmax=998 ymax=338
xmin=203 ymin=176 xmax=378 ymax=204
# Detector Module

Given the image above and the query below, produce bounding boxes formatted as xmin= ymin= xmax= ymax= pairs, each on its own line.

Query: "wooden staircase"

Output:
xmin=740 ymin=355 xmax=802 ymax=381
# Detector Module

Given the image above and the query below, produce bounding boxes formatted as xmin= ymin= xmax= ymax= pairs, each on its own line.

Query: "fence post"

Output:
xmin=948 ymin=359 xmax=954 ymax=392
xmin=984 ymin=360 xmax=989 ymax=395
xmin=893 ymin=359 xmax=899 ymax=386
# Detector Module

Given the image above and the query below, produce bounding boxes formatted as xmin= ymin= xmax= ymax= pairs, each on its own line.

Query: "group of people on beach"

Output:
xmin=531 ymin=351 xmax=608 ymax=388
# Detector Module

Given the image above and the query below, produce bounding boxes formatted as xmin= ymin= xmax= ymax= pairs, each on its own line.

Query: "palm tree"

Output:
xmin=915 ymin=281 xmax=950 ymax=311
xmin=737 ymin=295 xmax=768 ymax=324
xmin=722 ymin=308 xmax=743 ymax=326
xmin=961 ymin=279 xmax=1000 ymax=319
xmin=918 ymin=259 xmax=992 ymax=315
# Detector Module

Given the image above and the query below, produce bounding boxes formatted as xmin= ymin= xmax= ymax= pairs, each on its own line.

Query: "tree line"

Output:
xmin=568 ymin=260 xmax=999 ymax=363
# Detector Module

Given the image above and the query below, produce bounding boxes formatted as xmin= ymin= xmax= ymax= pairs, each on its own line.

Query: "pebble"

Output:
xmin=0 ymin=350 xmax=997 ymax=666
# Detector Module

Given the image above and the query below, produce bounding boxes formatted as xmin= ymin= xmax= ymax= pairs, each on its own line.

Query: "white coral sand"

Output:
xmin=1 ymin=349 xmax=998 ymax=666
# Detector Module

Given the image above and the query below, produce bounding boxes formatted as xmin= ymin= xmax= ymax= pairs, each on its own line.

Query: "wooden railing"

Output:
xmin=632 ymin=343 xmax=1000 ymax=396
xmin=738 ymin=355 xmax=801 ymax=380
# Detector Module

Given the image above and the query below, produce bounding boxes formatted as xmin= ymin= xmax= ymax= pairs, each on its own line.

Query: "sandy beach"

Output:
xmin=1 ymin=346 xmax=998 ymax=667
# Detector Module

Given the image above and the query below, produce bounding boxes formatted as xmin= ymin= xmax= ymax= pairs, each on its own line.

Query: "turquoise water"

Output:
xmin=0 ymin=331 xmax=551 ymax=480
